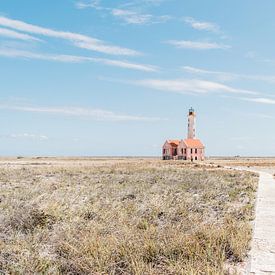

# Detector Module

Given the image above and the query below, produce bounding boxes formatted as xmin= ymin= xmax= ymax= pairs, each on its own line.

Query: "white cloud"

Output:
xmin=96 ymin=58 xmax=158 ymax=72
xmin=121 ymin=0 xmax=167 ymax=8
xmin=166 ymin=40 xmax=230 ymax=50
xmin=76 ymin=0 xmax=102 ymax=9
xmin=112 ymin=9 xmax=152 ymax=24
xmin=77 ymin=0 xmax=167 ymax=10
xmin=0 ymin=16 xmax=140 ymax=56
xmin=0 ymin=48 xmax=158 ymax=72
xmin=133 ymin=78 xmax=258 ymax=95
xmin=184 ymin=17 xmax=220 ymax=33
xmin=0 ymin=27 xmax=41 ymax=41
xmin=75 ymin=1 xmax=170 ymax=25
xmin=182 ymin=66 xmax=224 ymax=75
xmin=0 ymin=133 xmax=49 ymax=141
xmin=0 ymin=104 xmax=164 ymax=122
xmin=241 ymin=97 xmax=275 ymax=105
xmin=182 ymin=66 xmax=236 ymax=82
xmin=182 ymin=65 xmax=275 ymax=83
xmin=111 ymin=9 xmax=170 ymax=25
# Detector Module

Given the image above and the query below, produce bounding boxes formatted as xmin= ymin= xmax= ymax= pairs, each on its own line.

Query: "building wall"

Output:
xmin=163 ymin=141 xmax=205 ymax=161
xmin=186 ymin=148 xmax=205 ymax=161
xmin=177 ymin=140 xmax=187 ymax=160
xmin=162 ymin=142 xmax=178 ymax=159
xmin=177 ymin=140 xmax=205 ymax=161
xmin=162 ymin=142 xmax=173 ymax=160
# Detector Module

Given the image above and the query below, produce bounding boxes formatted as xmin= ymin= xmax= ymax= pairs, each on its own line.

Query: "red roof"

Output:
xmin=167 ymin=140 xmax=180 ymax=147
xmin=183 ymin=139 xmax=204 ymax=148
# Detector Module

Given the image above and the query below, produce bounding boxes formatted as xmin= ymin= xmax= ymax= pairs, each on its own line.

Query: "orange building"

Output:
xmin=162 ymin=108 xmax=205 ymax=161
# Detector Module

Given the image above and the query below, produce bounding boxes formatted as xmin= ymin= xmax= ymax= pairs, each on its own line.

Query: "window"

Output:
xmin=184 ymin=148 xmax=186 ymax=154
xmin=191 ymin=148 xmax=193 ymax=154
xmin=195 ymin=149 xmax=197 ymax=154
xmin=181 ymin=148 xmax=183 ymax=154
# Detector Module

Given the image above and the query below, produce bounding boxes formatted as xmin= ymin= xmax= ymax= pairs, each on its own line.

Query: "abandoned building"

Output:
xmin=162 ymin=108 xmax=205 ymax=161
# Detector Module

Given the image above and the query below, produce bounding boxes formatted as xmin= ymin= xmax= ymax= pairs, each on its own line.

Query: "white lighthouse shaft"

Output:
xmin=187 ymin=108 xmax=196 ymax=139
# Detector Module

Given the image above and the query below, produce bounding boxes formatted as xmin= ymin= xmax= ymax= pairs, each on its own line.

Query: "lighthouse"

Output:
xmin=162 ymin=107 xmax=205 ymax=161
xmin=187 ymin=107 xmax=196 ymax=139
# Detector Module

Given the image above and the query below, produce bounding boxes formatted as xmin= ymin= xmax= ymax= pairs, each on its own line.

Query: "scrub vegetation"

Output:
xmin=0 ymin=158 xmax=258 ymax=274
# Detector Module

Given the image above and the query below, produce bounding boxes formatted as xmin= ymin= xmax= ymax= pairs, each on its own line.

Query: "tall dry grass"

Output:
xmin=0 ymin=159 xmax=258 ymax=274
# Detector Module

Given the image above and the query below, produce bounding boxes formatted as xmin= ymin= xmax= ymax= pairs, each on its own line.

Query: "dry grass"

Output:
xmin=206 ymin=157 xmax=275 ymax=168
xmin=0 ymin=158 xmax=258 ymax=274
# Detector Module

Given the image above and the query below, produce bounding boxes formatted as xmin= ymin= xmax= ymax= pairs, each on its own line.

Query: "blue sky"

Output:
xmin=0 ymin=0 xmax=275 ymax=156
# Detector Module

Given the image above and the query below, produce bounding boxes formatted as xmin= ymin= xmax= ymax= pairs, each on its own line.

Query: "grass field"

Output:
xmin=206 ymin=157 xmax=275 ymax=168
xmin=0 ymin=158 xmax=259 ymax=274
xmin=206 ymin=157 xmax=275 ymax=177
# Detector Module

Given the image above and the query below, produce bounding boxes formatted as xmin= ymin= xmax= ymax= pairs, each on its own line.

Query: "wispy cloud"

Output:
xmin=112 ymin=9 xmax=151 ymax=25
xmin=0 ymin=27 xmax=41 ymax=41
xmin=0 ymin=48 xmax=158 ymax=72
xmin=77 ymin=0 xmax=167 ymax=10
xmin=184 ymin=17 xmax=220 ymax=33
xmin=182 ymin=66 xmax=236 ymax=82
xmin=0 ymin=104 xmax=164 ymax=122
xmin=166 ymin=40 xmax=230 ymax=50
xmin=111 ymin=9 xmax=170 ymax=25
xmin=121 ymin=0 xmax=167 ymax=8
xmin=132 ymin=78 xmax=258 ymax=95
xmin=0 ymin=16 xmax=140 ymax=56
xmin=241 ymin=97 xmax=275 ymax=105
xmin=0 ymin=133 xmax=49 ymax=141
xmin=183 ymin=66 xmax=225 ymax=75
xmin=76 ymin=0 xmax=102 ymax=9
xmin=76 ymin=1 xmax=170 ymax=25
xmin=96 ymin=58 xmax=158 ymax=72
xmin=182 ymin=65 xmax=275 ymax=83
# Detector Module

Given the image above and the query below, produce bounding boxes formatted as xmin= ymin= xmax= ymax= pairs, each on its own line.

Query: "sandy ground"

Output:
xmin=252 ymin=167 xmax=275 ymax=175
xmin=205 ymin=157 xmax=275 ymax=176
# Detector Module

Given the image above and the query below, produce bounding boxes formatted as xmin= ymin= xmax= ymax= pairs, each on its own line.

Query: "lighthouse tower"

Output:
xmin=162 ymin=107 xmax=205 ymax=161
xmin=187 ymin=107 xmax=196 ymax=139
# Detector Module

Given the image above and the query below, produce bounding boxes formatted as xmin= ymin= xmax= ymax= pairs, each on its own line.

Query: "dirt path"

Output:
xmin=234 ymin=168 xmax=275 ymax=274
xmin=249 ymin=170 xmax=275 ymax=274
